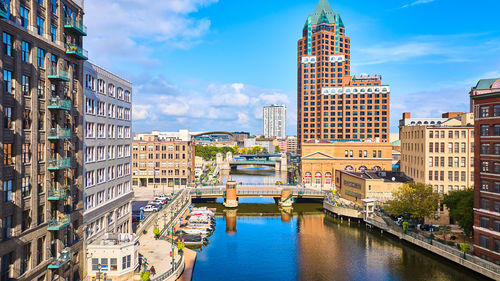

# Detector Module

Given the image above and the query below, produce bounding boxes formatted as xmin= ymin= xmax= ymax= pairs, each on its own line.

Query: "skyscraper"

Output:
xmin=263 ymin=104 xmax=286 ymax=139
xmin=297 ymin=0 xmax=390 ymax=152
xmin=0 ymin=1 xmax=86 ymax=280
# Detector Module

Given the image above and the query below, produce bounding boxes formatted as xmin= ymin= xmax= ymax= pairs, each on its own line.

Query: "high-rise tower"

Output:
xmin=297 ymin=0 xmax=390 ymax=151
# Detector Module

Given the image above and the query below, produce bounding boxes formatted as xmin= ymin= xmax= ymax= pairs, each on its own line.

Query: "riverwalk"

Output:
xmin=323 ymin=200 xmax=500 ymax=280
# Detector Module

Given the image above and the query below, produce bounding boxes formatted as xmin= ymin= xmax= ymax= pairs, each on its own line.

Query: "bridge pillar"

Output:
xmin=223 ymin=181 xmax=238 ymax=208
xmin=280 ymin=206 xmax=293 ymax=222
xmin=279 ymin=189 xmax=293 ymax=207
xmin=280 ymin=154 xmax=288 ymax=172
xmin=224 ymin=209 xmax=237 ymax=235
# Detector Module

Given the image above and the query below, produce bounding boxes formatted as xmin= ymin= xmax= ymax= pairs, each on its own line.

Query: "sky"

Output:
xmin=84 ymin=0 xmax=500 ymax=135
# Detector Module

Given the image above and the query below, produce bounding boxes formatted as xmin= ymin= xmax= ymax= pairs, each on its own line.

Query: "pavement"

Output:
xmin=177 ymin=248 xmax=197 ymax=281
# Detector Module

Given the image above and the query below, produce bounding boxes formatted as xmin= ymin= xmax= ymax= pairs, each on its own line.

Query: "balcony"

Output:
xmin=48 ymin=186 xmax=70 ymax=200
xmin=47 ymin=249 xmax=71 ymax=269
xmin=48 ymin=68 xmax=71 ymax=82
xmin=48 ymin=158 xmax=71 ymax=170
xmin=48 ymin=97 xmax=71 ymax=111
xmin=64 ymin=17 xmax=87 ymax=36
xmin=65 ymin=43 xmax=88 ymax=60
xmin=47 ymin=214 xmax=70 ymax=231
xmin=0 ymin=1 xmax=8 ymax=19
xmin=48 ymin=128 xmax=71 ymax=140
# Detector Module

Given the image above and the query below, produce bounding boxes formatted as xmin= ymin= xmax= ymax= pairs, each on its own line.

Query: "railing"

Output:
xmin=190 ymin=187 xmax=326 ymax=197
xmin=47 ymin=186 xmax=70 ymax=200
xmin=150 ymin=251 xmax=184 ymax=281
xmin=48 ymin=158 xmax=71 ymax=170
xmin=47 ymin=214 xmax=70 ymax=230
xmin=47 ymin=249 xmax=71 ymax=269
xmin=65 ymin=43 xmax=88 ymax=60
xmin=0 ymin=0 xmax=9 ymax=19
xmin=48 ymin=67 xmax=71 ymax=81
xmin=63 ymin=17 xmax=87 ymax=35
xmin=48 ymin=128 xmax=71 ymax=139
xmin=48 ymin=97 xmax=72 ymax=110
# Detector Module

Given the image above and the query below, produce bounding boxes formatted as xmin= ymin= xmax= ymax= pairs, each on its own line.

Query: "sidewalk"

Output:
xmin=177 ymin=248 xmax=196 ymax=281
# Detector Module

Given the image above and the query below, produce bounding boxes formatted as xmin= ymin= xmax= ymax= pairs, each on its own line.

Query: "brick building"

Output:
xmin=297 ymin=0 xmax=390 ymax=152
xmin=0 ymin=0 xmax=86 ymax=280
xmin=470 ymin=78 xmax=500 ymax=264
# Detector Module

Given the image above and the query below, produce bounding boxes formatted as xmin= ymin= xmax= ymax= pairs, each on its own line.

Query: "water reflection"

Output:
xmin=220 ymin=168 xmax=287 ymax=185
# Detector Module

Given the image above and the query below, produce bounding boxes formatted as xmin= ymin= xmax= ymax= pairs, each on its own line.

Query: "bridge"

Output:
xmin=217 ymin=152 xmax=287 ymax=172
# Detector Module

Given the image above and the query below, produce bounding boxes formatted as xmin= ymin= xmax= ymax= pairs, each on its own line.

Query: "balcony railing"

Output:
xmin=0 ymin=0 xmax=9 ymax=19
xmin=63 ymin=17 xmax=87 ymax=36
xmin=48 ymin=186 xmax=70 ymax=200
xmin=47 ymin=214 xmax=70 ymax=231
xmin=48 ymin=67 xmax=71 ymax=82
xmin=48 ymin=158 xmax=71 ymax=170
xmin=48 ymin=97 xmax=71 ymax=111
xmin=65 ymin=43 xmax=88 ymax=60
xmin=48 ymin=128 xmax=71 ymax=140
xmin=47 ymin=249 xmax=71 ymax=269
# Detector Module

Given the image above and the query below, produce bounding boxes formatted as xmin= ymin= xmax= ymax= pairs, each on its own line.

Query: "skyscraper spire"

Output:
xmin=314 ymin=0 xmax=334 ymax=15
xmin=308 ymin=0 xmax=336 ymax=26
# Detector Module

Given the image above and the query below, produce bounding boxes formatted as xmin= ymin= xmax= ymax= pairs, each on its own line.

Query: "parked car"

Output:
xmin=155 ymin=196 xmax=170 ymax=201
xmin=142 ymin=205 xmax=160 ymax=212
xmin=152 ymin=199 xmax=165 ymax=205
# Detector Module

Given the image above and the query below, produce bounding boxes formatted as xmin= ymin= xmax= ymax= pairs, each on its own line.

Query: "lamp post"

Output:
xmin=97 ymin=264 xmax=102 ymax=281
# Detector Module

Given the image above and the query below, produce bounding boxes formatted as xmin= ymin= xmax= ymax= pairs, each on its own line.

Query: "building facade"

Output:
xmin=263 ymin=104 xmax=286 ymax=139
xmin=132 ymin=135 xmax=195 ymax=189
xmin=301 ymin=140 xmax=393 ymax=190
xmin=286 ymin=136 xmax=298 ymax=154
xmin=399 ymin=112 xmax=475 ymax=194
xmin=82 ymin=62 xmax=133 ymax=244
xmin=297 ymin=0 xmax=390 ymax=152
xmin=0 ymin=0 xmax=86 ymax=280
xmin=470 ymin=78 xmax=500 ymax=264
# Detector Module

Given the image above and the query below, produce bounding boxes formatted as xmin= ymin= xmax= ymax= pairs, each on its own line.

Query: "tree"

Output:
xmin=385 ymin=183 xmax=440 ymax=222
xmin=250 ymin=146 xmax=262 ymax=154
xmin=443 ymin=188 xmax=474 ymax=237
xmin=232 ymin=145 xmax=240 ymax=154
xmin=275 ymin=145 xmax=281 ymax=153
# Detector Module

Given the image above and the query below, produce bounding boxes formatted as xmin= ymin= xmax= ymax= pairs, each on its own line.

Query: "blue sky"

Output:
xmin=85 ymin=0 xmax=500 ymax=135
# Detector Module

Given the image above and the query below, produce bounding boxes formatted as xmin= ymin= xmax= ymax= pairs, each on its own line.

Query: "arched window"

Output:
xmin=108 ymin=84 xmax=115 ymax=97
xmin=372 ymin=166 xmax=381 ymax=172
xmin=359 ymin=166 xmax=367 ymax=172
xmin=315 ymin=172 xmax=322 ymax=184
xmin=304 ymin=172 xmax=312 ymax=184
xmin=345 ymin=165 xmax=354 ymax=171
xmin=325 ymin=172 xmax=332 ymax=184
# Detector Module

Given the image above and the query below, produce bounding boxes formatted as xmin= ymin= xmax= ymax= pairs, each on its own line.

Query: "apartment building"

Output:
xmin=286 ymin=136 xmax=298 ymax=154
xmin=0 ymin=0 xmax=86 ymax=280
xmin=263 ymin=104 xmax=286 ymax=139
xmin=132 ymin=135 xmax=194 ymax=189
xmin=82 ymin=62 xmax=133 ymax=243
xmin=470 ymin=78 xmax=500 ymax=264
xmin=301 ymin=140 xmax=393 ymax=190
xmin=297 ymin=0 xmax=390 ymax=152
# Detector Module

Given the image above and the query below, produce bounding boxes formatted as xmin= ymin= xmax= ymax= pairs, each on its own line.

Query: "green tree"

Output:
xmin=385 ymin=183 xmax=440 ymax=222
xmin=275 ymin=145 xmax=281 ymax=153
xmin=195 ymin=145 xmax=235 ymax=161
xmin=250 ymin=146 xmax=262 ymax=154
xmin=443 ymin=188 xmax=474 ymax=237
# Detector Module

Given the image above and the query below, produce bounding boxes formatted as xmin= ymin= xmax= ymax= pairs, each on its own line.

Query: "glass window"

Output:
xmin=480 ymin=106 xmax=490 ymax=118
xmin=20 ymin=6 xmax=29 ymax=28
xmin=91 ymin=258 xmax=99 ymax=271
xmin=22 ymin=41 xmax=30 ymax=62
xmin=36 ymin=16 xmax=44 ymax=36
xmin=481 ymin=180 xmax=490 ymax=191
xmin=37 ymin=48 xmax=44 ymax=68
xmin=2 ymin=33 xmax=11 ymax=56
xmin=494 ymin=125 xmax=500 ymax=136
xmin=481 ymin=143 xmax=490 ymax=154
xmin=3 ymin=70 xmax=12 ymax=94
xmin=479 ymin=234 xmax=490 ymax=249
xmin=3 ymin=180 xmax=13 ymax=202
xmin=480 ymin=217 xmax=490 ymax=228
xmin=481 ymin=125 xmax=490 ymax=136
xmin=50 ymin=0 xmax=56 ymax=13
xmin=110 ymin=258 xmax=117 ymax=271
xmin=50 ymin=25 xmax=56 ymax=42
xmin=494 ymin=105 xmax=500 ymax=117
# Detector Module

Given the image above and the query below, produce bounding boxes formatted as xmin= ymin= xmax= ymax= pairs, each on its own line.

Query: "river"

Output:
xmin=192 ymin=169 xmax=487 ymax=281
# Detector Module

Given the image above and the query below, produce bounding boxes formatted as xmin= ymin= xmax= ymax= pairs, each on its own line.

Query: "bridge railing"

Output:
xmin=189 ymin=187 xmax=326 ymax=197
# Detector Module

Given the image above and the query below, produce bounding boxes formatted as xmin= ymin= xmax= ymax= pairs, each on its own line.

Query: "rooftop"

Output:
xmin=474 ymin=78 xmax=500 ymax=90
xmin=89 ymin=233 xmax=138 ymax=247
xmin=304 ymin=0 xmax=344 ymax=29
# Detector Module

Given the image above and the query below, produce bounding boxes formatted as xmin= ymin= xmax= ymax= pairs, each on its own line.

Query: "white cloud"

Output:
xmin=132 ymin=104 xmax=151 ymax=120
xmin=401 ymin=0 xmax=436 ymax=8
xmin=237 ymin=113 xmax=250 ymax=128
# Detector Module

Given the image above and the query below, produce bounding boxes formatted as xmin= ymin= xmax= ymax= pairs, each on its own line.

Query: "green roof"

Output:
xmin=475 ymin=78 xmax=500 ymax=89
xmin=304 ymin=0 xmax=343 ymax=29
xmin=392 ymin=140 xmax=401 ymax=146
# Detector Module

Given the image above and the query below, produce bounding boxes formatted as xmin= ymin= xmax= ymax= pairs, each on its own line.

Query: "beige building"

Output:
xmin=132 ymin=134 xmax=195 ymax=189
xmin=301 ymin=140 xmax=393 ymax=190
xmin=335 ymin=170 xmax=413 ymax=206
xmin=400 ymin=112 xmax=475 ymax=194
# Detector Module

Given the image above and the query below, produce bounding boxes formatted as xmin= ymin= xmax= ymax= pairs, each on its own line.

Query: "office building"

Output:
xmin=297 ymin=0 xmax=390 ymax=152
xmin=470 ymin=78 xmax=500 ymax=264
xmin=263 ymin=104 xmax=286 ymax=139
xmin=301 ymin=140 xmax=393 ymax=190
xmin=287 ymin=136 xmax=298 ymax=154
xmin=0 ymin=0 xmax=86 ymax=280
xmin=132 ymin=134 xmax=195 ymax=189
xmin=82 ymin=62 xmax=133 ymax=242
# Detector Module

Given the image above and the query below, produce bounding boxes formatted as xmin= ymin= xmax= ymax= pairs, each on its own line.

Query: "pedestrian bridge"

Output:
xmin=190 ymin=186 xmax=326 ymax=199
xmin=228 ymin=160 xmax=277 ymax=167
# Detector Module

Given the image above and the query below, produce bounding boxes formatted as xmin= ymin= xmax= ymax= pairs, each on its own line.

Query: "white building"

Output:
xmin=263 ymin=104 xmax=286 ymax=139
xmin=83 ymin=61 xmax=133 ymax=242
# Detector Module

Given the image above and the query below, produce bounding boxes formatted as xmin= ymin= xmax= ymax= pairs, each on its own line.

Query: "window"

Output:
xmin=50 ymin=25 xmax=56 ymax=42
xmin=21 ymin=41 xmax=30 ymax=62
xmin=37 ymin=48 xmax=45 ymax=68
xmin=494 ymin=182 xmax=500 ymax=193
xmin=3 ymin=180 xmax=13 ymax=202
xmin=481 ymin=125 xmax=490 ymax=136
xmin=22 ymin=143 xmax=31 ymax=163
xmin=4 ymin=107 xmax=13 ymax=129
xmin=479 ymin=234 xmax=490 ymax=249
xmin=494 ymin=105 xmax=500 ymax=117
xmin=91 ymin=258 xmax=99 ymax=271
xmin=38 ymin=80 xmax=45 ymax=98
xmin=20 ymin=7 xmax=29 ymax=28
xmin=3 ymin=144 xmax=13 ymax=165
xmin=480 ymin=217 xmax=490 ymax=228
xmin=481 ymin=198 xmax=490 ymax=210
xmin=481 ymin=143 xmax=490 ymax=154
xmin=494 ymin=125 xmax=500 ymax=136
xmin=481 ymin=181 xmax=489 ymax=191
xmin=110 ymin=258 xmax=117 ymax=271
xmin=481 ymin=161 xmax=489 ymax=172
xmin=36 ymin=16 xmax=44 ymax=36
xmin=22 ymin=75 xmax=30 ymax=96
xmin=3 ymin=32 xmax=12 ymax=56
xmin=50 ymin=0 xmax=56 ymax=13
xmin=480 ymin=106 xmax=490 ymax=118
xmin=3 ymin=70 xmax=12 ymax=94
xmin=2 ymin=215 xmax=12 ymax=239
xmin=122 ymin=255 xmax=131 ymax=269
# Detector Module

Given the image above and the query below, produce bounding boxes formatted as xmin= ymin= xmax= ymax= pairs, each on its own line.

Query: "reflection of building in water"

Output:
xmin=280 ymin=207 xmax=293 ymax=222
xmin=227 ymin=169 xmax=288 ymax=185
xmin=224 ymin=209 xmax=238 ymax=234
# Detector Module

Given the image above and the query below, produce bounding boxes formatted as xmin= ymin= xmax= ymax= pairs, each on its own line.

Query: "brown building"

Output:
xmin=470 ymin=78 xmax=500 ymax=264
xmin=301 ymin=140 xmax=393 ymax=190
xmin=0 ymin=1 xmax=86 ymax=280
xmin=335 ymin=170 xmax=412 ymax=206
xmin=132 ymin=134 xmax=195 ymax=189
xmin=297 ymin=0 xmax=390 ymax=152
